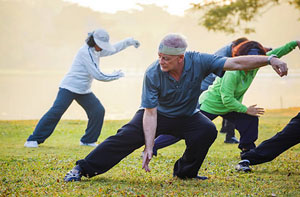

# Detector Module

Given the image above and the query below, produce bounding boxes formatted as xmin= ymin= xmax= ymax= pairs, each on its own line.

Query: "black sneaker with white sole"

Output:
xmin=235 ymin=159 xmax=251 ymax=172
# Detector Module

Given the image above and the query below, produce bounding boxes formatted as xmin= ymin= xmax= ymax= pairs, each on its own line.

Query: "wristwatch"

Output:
xmin=267 ymin=54 xmax=278 ymax=65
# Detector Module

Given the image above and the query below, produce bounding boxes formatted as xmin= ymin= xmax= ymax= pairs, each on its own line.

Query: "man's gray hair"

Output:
xmin=158 ymin=33 xmax=188 ymax=55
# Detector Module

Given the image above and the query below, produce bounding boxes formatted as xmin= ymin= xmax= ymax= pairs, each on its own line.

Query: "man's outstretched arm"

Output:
xmin=224 ymin=55 xmax=288 ymax=77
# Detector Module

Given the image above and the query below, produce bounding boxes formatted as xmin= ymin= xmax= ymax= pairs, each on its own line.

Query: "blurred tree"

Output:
xmin=192 ymin=0 xmax=300 ymax=34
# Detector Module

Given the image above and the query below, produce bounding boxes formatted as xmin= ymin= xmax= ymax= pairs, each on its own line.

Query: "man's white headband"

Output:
xmin=158 ymin=43 xmax=186 ymax=55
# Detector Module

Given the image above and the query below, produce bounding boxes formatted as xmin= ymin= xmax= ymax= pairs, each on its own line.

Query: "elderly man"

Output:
xmin=64 ymin=33 xmax=287 ymax=182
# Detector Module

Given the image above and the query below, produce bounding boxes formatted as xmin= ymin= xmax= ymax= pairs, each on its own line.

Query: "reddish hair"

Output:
xmin=232 ymin=37 xmax=248 ymax=48
xmin=232 ymin=41 xmax=266 ymax=57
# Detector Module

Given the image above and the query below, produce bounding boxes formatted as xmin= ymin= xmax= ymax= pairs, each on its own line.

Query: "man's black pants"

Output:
xmin=76 ymin=109 xmax=218 ymax=179
xmin=241 ymin=112 xmax=300 ymax=165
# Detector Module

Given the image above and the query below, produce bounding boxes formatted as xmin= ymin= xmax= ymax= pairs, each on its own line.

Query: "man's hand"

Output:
xmin=270 ymin=57 xmax=288 ymax=77
xmin=142 ymin=148 xmax=153 ymax=172
xmin=246 ymin=104 xmax=265 ymax=117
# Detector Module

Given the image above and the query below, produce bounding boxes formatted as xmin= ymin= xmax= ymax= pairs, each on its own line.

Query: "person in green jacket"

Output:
xmin=199 ymin=40 xmax=300 ymax=153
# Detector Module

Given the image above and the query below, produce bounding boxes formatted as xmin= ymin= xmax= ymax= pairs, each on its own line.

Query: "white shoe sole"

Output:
xmin=24 ymin=141 xmax=38 ymax=148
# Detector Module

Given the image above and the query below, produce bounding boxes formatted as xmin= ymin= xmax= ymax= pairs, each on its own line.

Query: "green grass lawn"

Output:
xmin=0 ymin=108 xmax=299 ymax=196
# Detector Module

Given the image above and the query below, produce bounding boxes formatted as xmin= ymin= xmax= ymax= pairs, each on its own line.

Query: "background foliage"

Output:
xmin=192 ymin=0 xmax=300 ymax=33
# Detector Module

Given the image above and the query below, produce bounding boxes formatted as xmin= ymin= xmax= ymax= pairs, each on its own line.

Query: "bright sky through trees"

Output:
xmin=63 ymin=0 xmax=203 ymax=16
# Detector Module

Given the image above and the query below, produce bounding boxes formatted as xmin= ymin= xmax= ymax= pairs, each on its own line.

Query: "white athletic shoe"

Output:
xmin=24 ymin=141 xmax=38 ymax=148
xmin=79 ymin=141 xmax=98 ymax=147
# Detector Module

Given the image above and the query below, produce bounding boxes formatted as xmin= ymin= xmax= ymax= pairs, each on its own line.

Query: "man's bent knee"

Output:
xmin=204 ymin=122 xmax=218 ymax=142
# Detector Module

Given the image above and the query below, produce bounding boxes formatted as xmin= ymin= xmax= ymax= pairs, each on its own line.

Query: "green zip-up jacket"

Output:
xmin=199 ymin=41 xmax=298 ymax=115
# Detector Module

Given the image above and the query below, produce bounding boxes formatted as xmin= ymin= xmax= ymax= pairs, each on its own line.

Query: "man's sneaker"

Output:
xmin=235 ymin=159 xmax=251 ymax=172
xmin=194 ymin=175 xmax=208 ymax=180
xmin=64 ymin=165 xmax=82 ymax=182
xmin=24 ymin=141 xmax=38 ymax=148
xmin=80 ymin=141 xmax=98 ymax=147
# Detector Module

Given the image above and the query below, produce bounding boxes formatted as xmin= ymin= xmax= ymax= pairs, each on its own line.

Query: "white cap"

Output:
xmin=92 ymin=28 xmax=116 ymax=52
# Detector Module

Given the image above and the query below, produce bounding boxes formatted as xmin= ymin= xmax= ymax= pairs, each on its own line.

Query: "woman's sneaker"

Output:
xmin=235 ymin=159 xmax=251 ymax=172
xmin=24 ymin=141 xmax=38 ymax=148
xmin=80 ymin=141 xmax=98 ymax=147
xmin=64 ymin=165 xmax=82 ymax=182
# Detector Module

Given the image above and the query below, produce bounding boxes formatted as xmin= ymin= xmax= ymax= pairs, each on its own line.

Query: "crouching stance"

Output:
xmin=64 ymin=33 xmax=287 ymax=182
xmin=236 ymin=112 xmax=300 ymax=172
